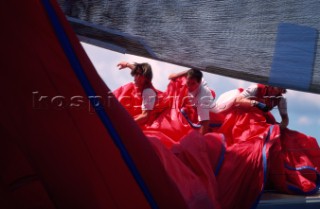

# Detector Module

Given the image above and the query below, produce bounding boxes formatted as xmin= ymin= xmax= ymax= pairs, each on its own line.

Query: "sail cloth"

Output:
xmin=57 ymin=0 xmax=320 ymax=94
xmin=1 ymin=0 xmax=318 ymax=208
xmin=1 ymin=0 xmax=215 ymax=209
xmin=113 ymin=77 xmax=320 ymax=209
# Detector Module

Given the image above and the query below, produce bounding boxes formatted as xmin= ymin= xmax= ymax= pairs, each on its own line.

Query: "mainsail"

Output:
xmin=57 ymin=0 xmax=320 ymax=93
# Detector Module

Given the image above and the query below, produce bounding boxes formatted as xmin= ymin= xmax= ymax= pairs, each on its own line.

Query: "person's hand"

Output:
xmin=117 ymin=61 xmax=129 ymax=70
xmin=253 ymin=101 xmax=269 ymax=112
xmin=168 ymin=73 xmax=178 ymax=80
xmin=279 ymin=116 xmax=289 ymax=130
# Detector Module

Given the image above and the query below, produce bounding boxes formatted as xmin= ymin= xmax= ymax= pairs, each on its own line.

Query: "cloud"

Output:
xmin=297 ymin=116 xmax=312 ymax=125
xmin=287 ymin=90 xmax=320 ymax=109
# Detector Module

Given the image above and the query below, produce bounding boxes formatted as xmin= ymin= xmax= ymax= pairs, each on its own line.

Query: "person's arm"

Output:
xmin=279 ymin=114 xmax=289 ymax=129
xmin=234 ymin=86 xmax=258 ymax=107
xmin=234 ymin=94 xmax=254 ymax=108
xmin=168 ymin=70 xmax=188 ymax=80
xmin=196 ymin=86 xmax=214 ymax=135
xmin=135 ymin=88 xmax=156 ymax=126
xmin=235 ymin=95 xmax=268 ymax=111
xmin=134 ymin=110 xmax=151 ymax=125
xmin=234 ymin=86 xmax=268 ymax=111
xmin=278 ymin=97 xmax=289 ymax=129
xmin=117 ymin=61 xmax=135 ymax=70
xmin=199 ymin=120 xmax=210 ymax=135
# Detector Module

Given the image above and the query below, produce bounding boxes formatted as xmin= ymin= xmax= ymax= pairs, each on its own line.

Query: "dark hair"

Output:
xmin=131 ymin=63 xmax=153 ymax=81
xmin=267 ymin=85 xmax=287 ymax=94
xmin=187 ymin=68 xmax=202 ymax=83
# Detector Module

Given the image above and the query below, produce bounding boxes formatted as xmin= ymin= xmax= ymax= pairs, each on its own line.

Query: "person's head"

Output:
xmin=268 ymin=86 xmax=287 ymax=95
xmin=131 ymin=63 xmax=153 ymax=88
xmin=186 ymin=68 xmax=202 ymax=92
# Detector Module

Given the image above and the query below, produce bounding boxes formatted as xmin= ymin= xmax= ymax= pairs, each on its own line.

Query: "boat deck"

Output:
xmin=257 ymin=190 xmax=320 ymax=208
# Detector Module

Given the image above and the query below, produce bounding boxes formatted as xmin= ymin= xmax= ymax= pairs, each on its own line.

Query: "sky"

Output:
xmin=82 ymin=42 xmax=320 ymax=143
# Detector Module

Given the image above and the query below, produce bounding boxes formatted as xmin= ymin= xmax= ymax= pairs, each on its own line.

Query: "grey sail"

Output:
xmin=57 ymin=0 xmax=320 ymax=94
